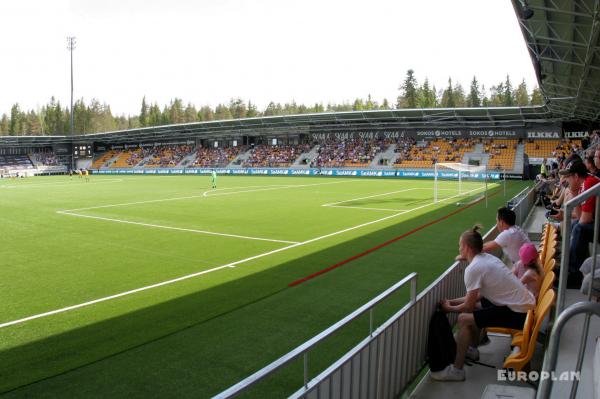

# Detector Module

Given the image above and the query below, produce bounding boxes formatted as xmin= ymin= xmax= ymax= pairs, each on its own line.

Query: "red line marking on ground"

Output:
xmin=288 ymin=189 xmax=503 ymax=287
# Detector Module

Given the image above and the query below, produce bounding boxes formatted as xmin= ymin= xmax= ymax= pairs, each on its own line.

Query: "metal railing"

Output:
xmin=540 ymin=181 xmax=600 ymax=399
xmin=289 ymin=260 xmax=467 ymax=399
xmin=214 ymin=273 xmax=419 ymax=399
xmin=537 ymin=302 xmax=600 ymax=399
xmin=510 ymin=185 xmax=536 ymax=227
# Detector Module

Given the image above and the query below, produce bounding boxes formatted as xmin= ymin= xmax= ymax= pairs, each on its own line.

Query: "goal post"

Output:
xmin=434 ymin=162 xmax=488 ymax=207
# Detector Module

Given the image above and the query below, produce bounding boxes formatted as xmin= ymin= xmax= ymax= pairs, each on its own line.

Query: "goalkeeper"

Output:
xmin=211 ymin=170 xmax=217 ymax=189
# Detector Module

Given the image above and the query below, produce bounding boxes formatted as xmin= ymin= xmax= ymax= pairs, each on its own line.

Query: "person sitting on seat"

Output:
xmin=512 ymin=243 xmax=544 ymax=298
xmin=483 ymin=207 xmax=530 ymax=266
xmin=432 ymin=226 xmax=535 ymax=381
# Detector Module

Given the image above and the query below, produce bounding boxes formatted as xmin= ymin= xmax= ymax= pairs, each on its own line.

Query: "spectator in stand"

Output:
xmin=482 ymin=207 xmax=530 ymax=266
xmin=559 ymin=160 xmax=600 ymax=288
xmin=584 ymin=155 xmax=600 ymax=178
xmin=594 ymin=147 xmax=600 ymax=178
xmin=433 ymin=226 xmax=535 ymax=381
xmin=579 ymin=255 xmax=600 ymax=300
xmin=512 ymin=243 xmax=544 ymax=298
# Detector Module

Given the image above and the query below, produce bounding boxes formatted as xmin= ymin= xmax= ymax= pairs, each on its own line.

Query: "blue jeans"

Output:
xmin=569 ymin=221 xmax=596 ymax=274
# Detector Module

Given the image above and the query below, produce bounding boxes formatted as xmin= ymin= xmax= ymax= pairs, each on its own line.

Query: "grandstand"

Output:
xmin=2 ymin=2 xmax=600 ymax=399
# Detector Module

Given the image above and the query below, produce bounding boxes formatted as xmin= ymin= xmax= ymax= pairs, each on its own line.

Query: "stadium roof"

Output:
xmin=0 ymin=106 xmax=559 ymax=146
xmin=514 ymin=0 xmax=600 ymax=121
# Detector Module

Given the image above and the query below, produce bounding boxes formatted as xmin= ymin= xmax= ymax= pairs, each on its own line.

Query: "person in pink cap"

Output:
xmin=512 ymin=243 xmax=544 ymax=298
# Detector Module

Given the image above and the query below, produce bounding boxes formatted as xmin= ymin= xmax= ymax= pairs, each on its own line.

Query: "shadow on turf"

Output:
xmin=0 ymin=183 xmax=526 ymax=398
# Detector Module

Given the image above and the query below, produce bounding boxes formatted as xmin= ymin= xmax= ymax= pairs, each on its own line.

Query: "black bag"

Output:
xmin=427 ymin=308 xmax=456 ymax=372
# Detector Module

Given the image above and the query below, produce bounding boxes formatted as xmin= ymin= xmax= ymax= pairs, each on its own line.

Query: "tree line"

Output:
xmin=0 ymin=71 xmax=544 ymax=136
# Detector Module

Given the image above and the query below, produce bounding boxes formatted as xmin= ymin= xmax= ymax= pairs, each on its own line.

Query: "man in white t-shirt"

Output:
xmin=432 ymin=226 xmax=536 ymax=381
xmin=483 ymin=206 xmax=530 ymax=265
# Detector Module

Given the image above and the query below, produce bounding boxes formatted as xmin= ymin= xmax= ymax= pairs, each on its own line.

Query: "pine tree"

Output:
xmin=139 ymin=96 xmax=148 ymax=127
xmin=530 ymin=86 xmax=544 ymax=105
xmin=381 ymin=98 xmax=390 ymax=109
xmin=503 ymin=75 xmax=514 ymax=106
xmin=417 ymin=78 xmax=436 ymax=108
xmin=246 ymin=101 xmax=259 ymax=117
xmin=9 ymin=104 xmax=22 ymax=135
xmin=0 ymin=114 xmax=9 ymax=134
xmin=352 ymin=98 xmax=364 ymax=111
xmin=397 ymin=69 xmax=418 ymax=108
xmin=515 ymin=79 xmax=529 ymax=106
xmin=441 ymin=78 xmax=456 ymax=108
xmin=467 ymin=76 xmax=481 ymax=107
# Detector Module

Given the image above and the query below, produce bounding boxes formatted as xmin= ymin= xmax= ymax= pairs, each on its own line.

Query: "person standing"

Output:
xmin=211 ymin=169 xmax=217 ymax=189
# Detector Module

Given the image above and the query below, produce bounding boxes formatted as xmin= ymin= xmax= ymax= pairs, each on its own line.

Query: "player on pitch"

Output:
xmin=211 ymin=169 xmax=217 ymax=189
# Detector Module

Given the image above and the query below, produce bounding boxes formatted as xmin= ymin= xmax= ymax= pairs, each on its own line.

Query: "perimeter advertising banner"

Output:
xmin=93 ymin=168 xmax=502 ymax=180
xmin=308 ymin=125 xmax=561 ymax=141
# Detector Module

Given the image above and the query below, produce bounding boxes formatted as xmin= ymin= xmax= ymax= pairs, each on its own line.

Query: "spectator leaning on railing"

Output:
xmin=482 ymin=207 xmax=530 ymax=266
xmin=559 ymin=160 xmax=600 ymax=288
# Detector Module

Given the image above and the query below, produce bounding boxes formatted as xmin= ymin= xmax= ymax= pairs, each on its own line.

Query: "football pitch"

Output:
xmin=0 ymin=175 xmax=528 ymax=398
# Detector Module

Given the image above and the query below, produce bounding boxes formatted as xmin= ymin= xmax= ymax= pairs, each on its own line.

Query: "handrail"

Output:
xmin=556 ymin=181 xmax=600 ymax=313
xmin=213 ymin=272 xmax=418 ymax=399
xmin=536 ymin=301 xmax=600 ymax=399
xmin=550 ymin=180 xmax=600 ymax=399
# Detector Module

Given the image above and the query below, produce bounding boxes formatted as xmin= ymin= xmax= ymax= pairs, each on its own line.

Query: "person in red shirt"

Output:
xmin=559 ymin=160 xmax=600 ymax=288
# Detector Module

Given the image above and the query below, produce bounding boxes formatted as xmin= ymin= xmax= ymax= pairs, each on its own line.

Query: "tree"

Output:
xmin=397 ymin=69 xmax=418 ymax=108
xmin=417 ymin=78 xmax=436 ymax=108
xmin=381 ymin=98 xmax=390 ymax=109
xmin=514 ymin=79 xmax=529 ymax=106
xmin=441 ymin=78 xmax=456 ymax=108
xmin=467 ymin=76 xmax=481 ymax=107
xmin=503 ymin=75 xmax=514 ymax=106
xmin=139 ymin=96 xmax=148 ymax=127
xmin=489 ymin=82 xmax=505 ymax=107
xmin=246 ymin=101 xmax=259 ymax=117
xmin=9 ymin=103 xmax=22 ymax=135
xmin=352 ymin=98 xmax=365 ymax=111
xmin=214 ymin=103 xmax=232 ymax=120
xmin=228 ymin=98 xmax=247 ymax=119
xmin=0 ymin=114 xmax=9 ymax=134
xmin=198 ymin=105 xmax=214 ymax=121
xmin=530 ymin=86 xmax=544 ymax=105
xmin=183 ymin=103 xmax=198 ymax=123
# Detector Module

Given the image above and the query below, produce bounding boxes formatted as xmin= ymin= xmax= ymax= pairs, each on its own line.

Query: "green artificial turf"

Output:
xmin=0 ymin=175 xmax=529 ymax=397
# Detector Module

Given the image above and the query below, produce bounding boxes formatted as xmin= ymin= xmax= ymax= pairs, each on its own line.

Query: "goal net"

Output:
xmin=434 ymin=162 xmax=488 ymax=206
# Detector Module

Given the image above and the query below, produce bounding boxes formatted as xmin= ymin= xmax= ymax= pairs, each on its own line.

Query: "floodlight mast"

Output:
xmin=67 ymin=36 xmax=76 ymax=136
xmin=67 ymin=36 xmax=76 ymax=171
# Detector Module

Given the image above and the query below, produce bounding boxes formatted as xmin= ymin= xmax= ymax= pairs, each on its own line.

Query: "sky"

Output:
xmin=0 ymin=0 xmax=538 ymax=117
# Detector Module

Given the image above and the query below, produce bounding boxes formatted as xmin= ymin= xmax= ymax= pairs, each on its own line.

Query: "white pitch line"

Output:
xmin=202 ymin=180 xmax=359 ymax=197
xmin=59 ymin=180 xmax=356 ymax=212
xmin=57 ymin=211 xmax=299 ymax=244
xmin=3 ymin=183 xmax=488 ymax=329
xmin=0 ymin=178 xmax=124 ymax=189
xmin=321 ymin=188 xmax=419 ymax=207
xmin=325 ymin=205 xmax=408 ymax=212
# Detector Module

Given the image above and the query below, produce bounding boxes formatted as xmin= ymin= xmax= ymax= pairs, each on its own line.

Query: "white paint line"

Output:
xmin=57 ymin=211 xmax=299 ymax=244
xmin=321 ymin=188 xmax=420 ymax=206
xmin=59 ymin=180 xmax=356 ymax=212
xmin=325 ymin=205 xmax=407 ymax=212
xmin=0 ymin=178 xmax=124 ymax=189
xmin=202 ymin=180 xmax=359 ymax=197
xmin=0 ymin=264 xmax=233 ymax=329
xmin=4 ymin=183 xmax=487 ymax=329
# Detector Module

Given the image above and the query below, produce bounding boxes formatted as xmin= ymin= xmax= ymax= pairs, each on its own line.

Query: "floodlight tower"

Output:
xmin=67 ymin=36 xmax=76 ymax=136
